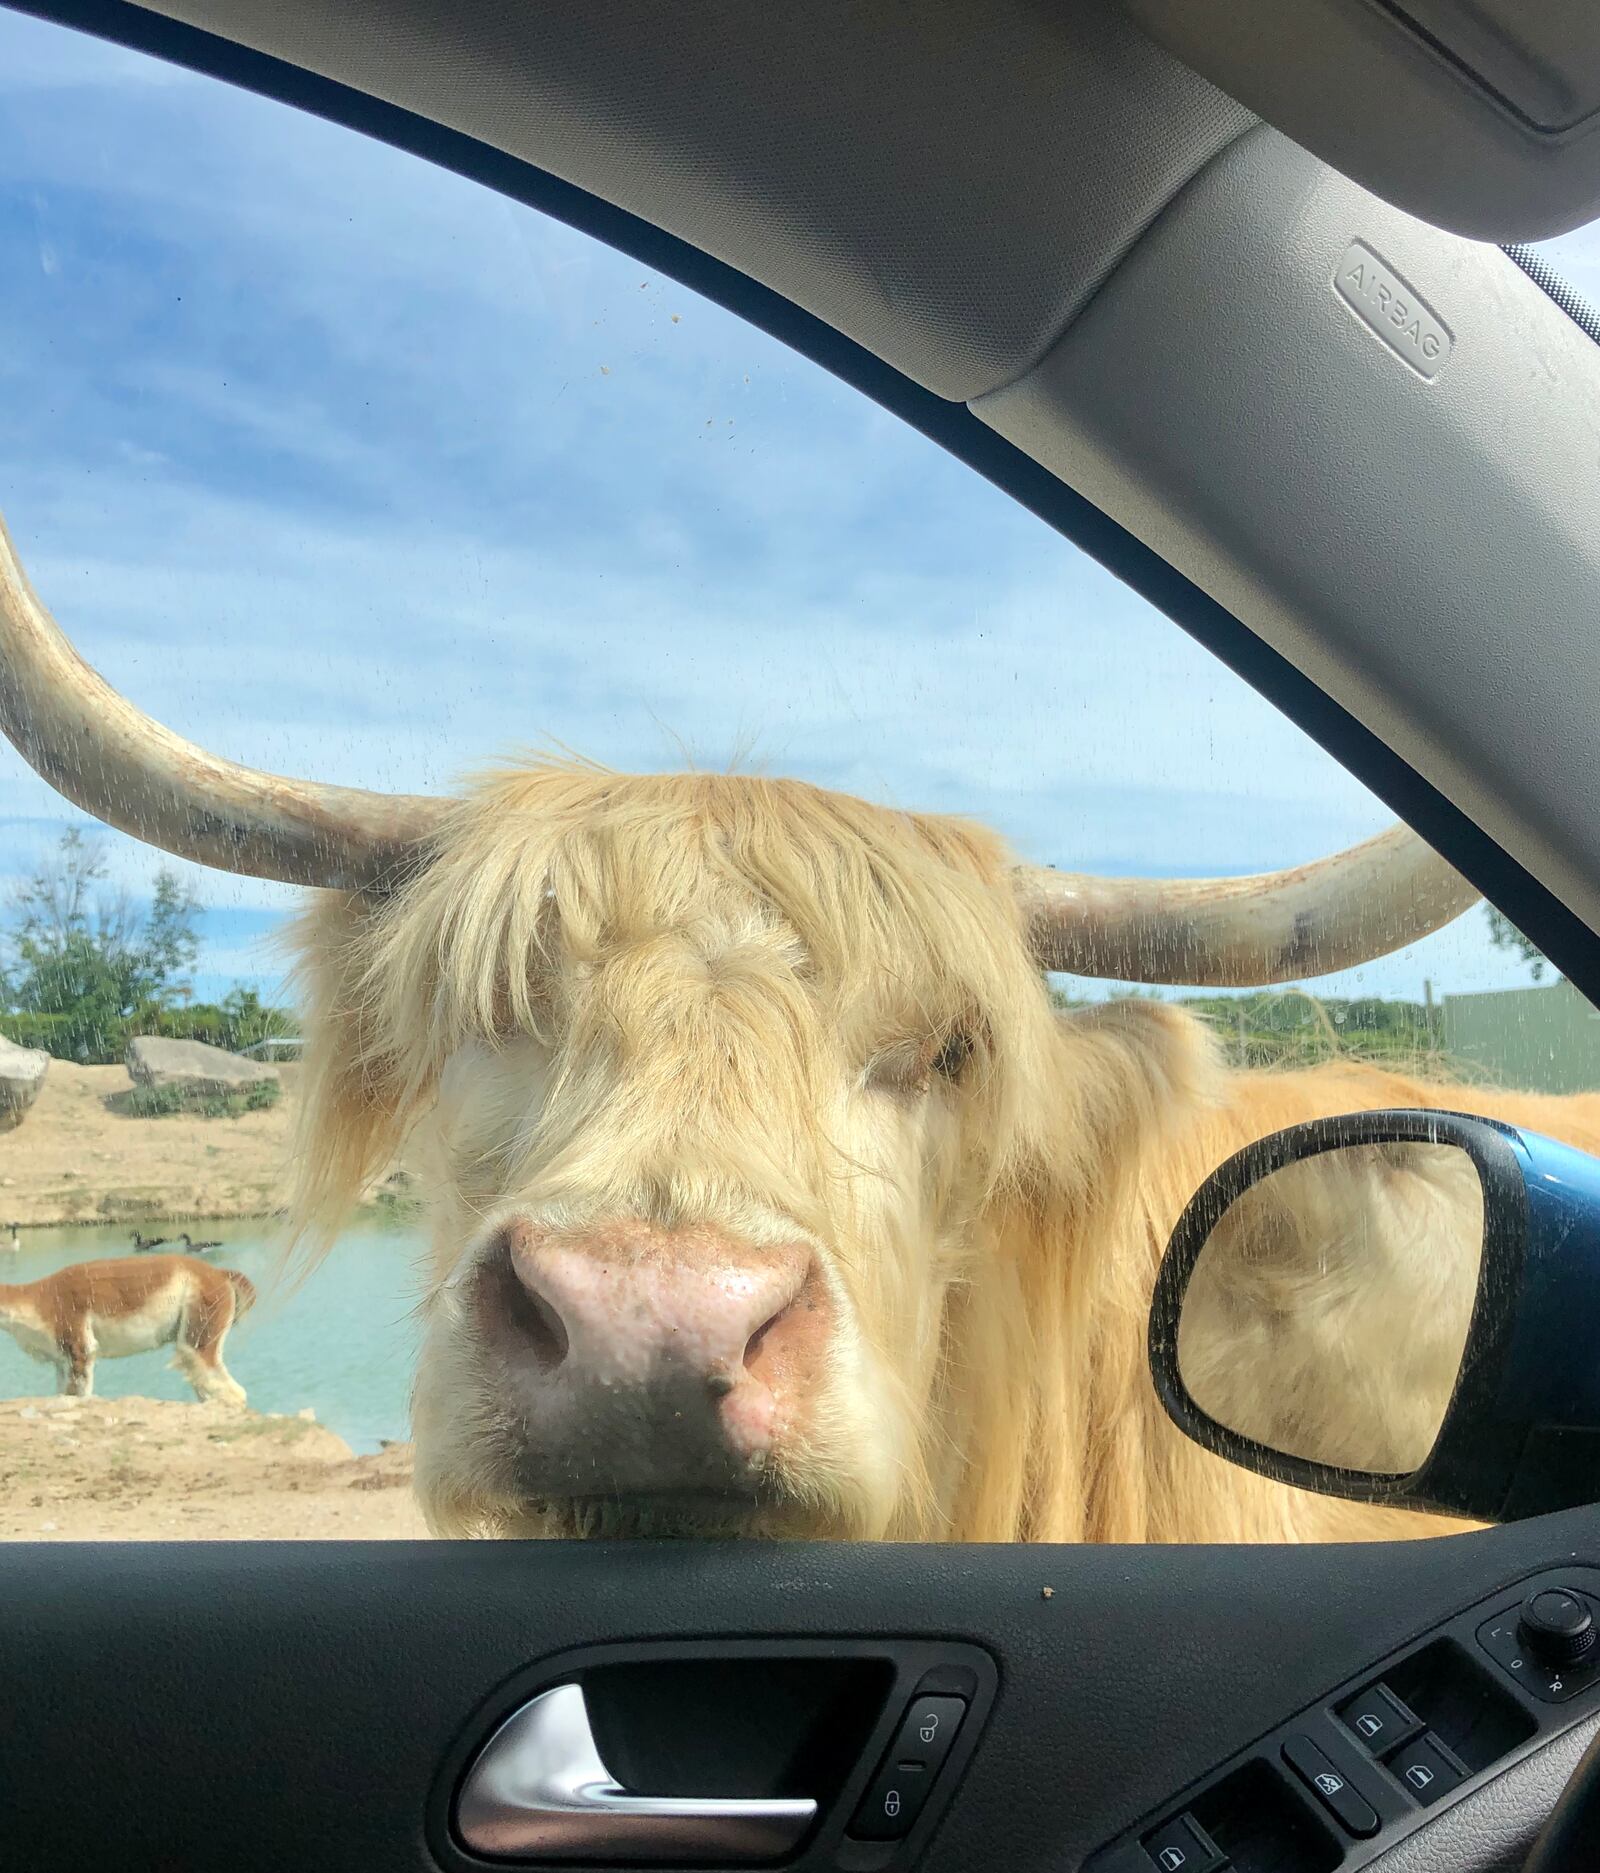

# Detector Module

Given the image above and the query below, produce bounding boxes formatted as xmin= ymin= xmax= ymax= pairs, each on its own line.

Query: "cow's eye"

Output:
xmin=931 ymin=1031 xmax=973 ymax=1081
xmin=865 ymin=1032 xmax=970 ymax=1095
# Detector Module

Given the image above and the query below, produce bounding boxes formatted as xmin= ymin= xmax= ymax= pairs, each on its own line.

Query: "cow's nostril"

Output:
xmin=744 ymin=1309 xmax=779 ymax=1368
xmin=742 ymin=1300 xmax=793 ymax=1382
xmin=497 ymin=1248 xmax=570 ymax=1374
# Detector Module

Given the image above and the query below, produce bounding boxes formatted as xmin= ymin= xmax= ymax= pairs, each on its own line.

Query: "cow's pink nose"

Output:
xmin=478 ymin=1219 xmax=827 ymax=1491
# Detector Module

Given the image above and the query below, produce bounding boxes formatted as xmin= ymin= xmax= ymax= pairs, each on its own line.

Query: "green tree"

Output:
xmin=2 ymin=830 xmax=201 ymax=1060
xmin=1485 ymin=905 xmax=1550 ymax=983
xmin=218 ymin=986 xmax=295 ymax=1050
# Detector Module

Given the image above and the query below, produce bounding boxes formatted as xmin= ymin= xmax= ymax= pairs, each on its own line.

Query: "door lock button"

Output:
xmin=887 ymin=1696 xmax=966 ymax=1772
xmin=1337 ymin=1681 xmax=1424 ymax=1755
xmin=850 ymin=1761 xmax=932 ymax=1841
xmin=1282 ymin=1735 xmax=1380 ymax=1837
xmin=847 ymin=1694 xmax=968 ymax=1840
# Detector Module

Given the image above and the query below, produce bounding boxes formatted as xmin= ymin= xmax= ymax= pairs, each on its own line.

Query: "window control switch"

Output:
xmin=1338 ymin=1681 xmax=1425 ymax=1756
xmin=1388 ymin=1731 xmax=1467 ymax=1806
xmin=1143 ymin=1810 xmax=1227 ymax=1871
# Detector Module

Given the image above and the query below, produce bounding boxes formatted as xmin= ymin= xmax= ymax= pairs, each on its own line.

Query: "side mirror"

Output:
xmin=1148 ymin=1109 xmax=1600 ymax=1525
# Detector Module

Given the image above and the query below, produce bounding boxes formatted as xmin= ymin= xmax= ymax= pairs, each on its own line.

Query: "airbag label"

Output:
xmin=1334 ymin=240 xmax=1453 ymax=380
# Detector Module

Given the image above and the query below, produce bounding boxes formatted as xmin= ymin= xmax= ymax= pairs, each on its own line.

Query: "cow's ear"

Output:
xmin=1046 ymin=998 xmax=1224 ymax=1188
xmin=281 ymin=893 xmax=418 ymax=1263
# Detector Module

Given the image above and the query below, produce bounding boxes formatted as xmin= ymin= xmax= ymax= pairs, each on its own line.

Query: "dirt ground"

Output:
xmin=0 ymin=1061 xmax=294 ymax=1226
xmin=0 ymin=1394 xmax=428 ymax=1540
xmin=0 ymin=1060 xmax=415 ymax=1228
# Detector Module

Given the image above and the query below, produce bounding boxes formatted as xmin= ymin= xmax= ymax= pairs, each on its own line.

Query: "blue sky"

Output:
xmin=0 ymin=5 xmax=1584 ymax=1007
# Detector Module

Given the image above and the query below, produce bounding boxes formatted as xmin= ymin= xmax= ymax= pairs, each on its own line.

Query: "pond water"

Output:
xmin=0 ymin=1219 xmax=424 ymax=1453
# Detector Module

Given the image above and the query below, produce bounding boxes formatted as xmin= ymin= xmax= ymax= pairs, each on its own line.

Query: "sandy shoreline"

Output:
xmin=0 ymin=1394 xmax=428 ymax=1539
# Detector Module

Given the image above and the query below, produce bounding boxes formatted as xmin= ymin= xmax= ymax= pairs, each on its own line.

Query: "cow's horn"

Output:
xmin=0 ymin=515 xmax=448 ymax=890
xmin=1014 ymin=823 xmax=1481 ymax=986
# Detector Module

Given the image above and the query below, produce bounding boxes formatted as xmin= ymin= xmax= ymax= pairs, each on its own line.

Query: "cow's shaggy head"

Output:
xmin=0 ymin=513 xmax=1482 ymax=1539
xmin=287 ymin=764 xmax=1217 ymax=1539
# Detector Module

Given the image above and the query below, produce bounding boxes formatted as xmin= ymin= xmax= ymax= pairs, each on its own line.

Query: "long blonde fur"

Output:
xmin=285 ymin=764 xmax=1600 ymax=1543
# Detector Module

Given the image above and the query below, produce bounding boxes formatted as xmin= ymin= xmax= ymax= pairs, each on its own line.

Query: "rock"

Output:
xmin=125 ymin=1036 xmax=280 ymax=1097
xmin=0 ymin=1035 xmax=48 ymax=1132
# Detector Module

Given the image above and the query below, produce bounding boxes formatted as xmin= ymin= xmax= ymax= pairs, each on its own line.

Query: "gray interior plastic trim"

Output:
xmin=973 ymin=124 xmax=1600 ymax=946
xmin=1368 ymin=1713 xmax=1600 ymax=1872
xmin=1122 ymin=0 xmax=1600 ymax=242
xmin=125 ymin=0 xmax=1254 ymax=401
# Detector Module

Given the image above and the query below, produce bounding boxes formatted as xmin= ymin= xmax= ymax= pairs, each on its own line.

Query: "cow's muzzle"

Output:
xmin=470 ymin=1215 xmax=831 ymax=1504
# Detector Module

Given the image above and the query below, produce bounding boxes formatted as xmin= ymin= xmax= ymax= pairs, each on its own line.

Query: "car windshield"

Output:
xmin=2 ymin=5 xmax=1600 ymax=1547
xmin=1522 ymin=231 xmax=1600 ymax=310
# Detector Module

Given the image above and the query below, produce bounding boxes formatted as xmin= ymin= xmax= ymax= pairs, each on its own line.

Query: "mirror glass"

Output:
xmin=1176 ymin=1142 xmax=1486 ymax=1474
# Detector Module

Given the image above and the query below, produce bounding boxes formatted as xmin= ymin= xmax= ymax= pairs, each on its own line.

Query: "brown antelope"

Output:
xmin=0 ymin=1255 xmax=255 ymax=1404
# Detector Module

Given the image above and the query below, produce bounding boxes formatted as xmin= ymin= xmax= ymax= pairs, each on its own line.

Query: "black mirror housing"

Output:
xmin=1149 ymin=1108 xmax=1600 ymax=1525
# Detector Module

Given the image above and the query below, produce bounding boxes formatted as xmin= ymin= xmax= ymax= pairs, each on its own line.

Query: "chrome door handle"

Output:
xmin=455 ymin=1681 xmax=819 ymax=1861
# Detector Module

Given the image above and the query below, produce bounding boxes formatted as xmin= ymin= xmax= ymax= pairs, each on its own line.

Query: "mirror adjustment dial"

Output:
xmin=1519 ymin=1590 xmax=1597 ymax=1666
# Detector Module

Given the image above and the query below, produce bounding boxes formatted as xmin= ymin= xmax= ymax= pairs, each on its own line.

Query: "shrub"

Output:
xmin=120 ymin=1083 xmax=189 ymax=1118
xmin=0 ymin=1012 xmax=73 ymax=1052
xmin=116 ymin=1078 xmax=283 ymax=1121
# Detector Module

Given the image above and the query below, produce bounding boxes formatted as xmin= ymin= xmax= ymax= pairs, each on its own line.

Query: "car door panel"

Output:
xmin=11 ymin=1511 xmax=1600 ymax=1871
